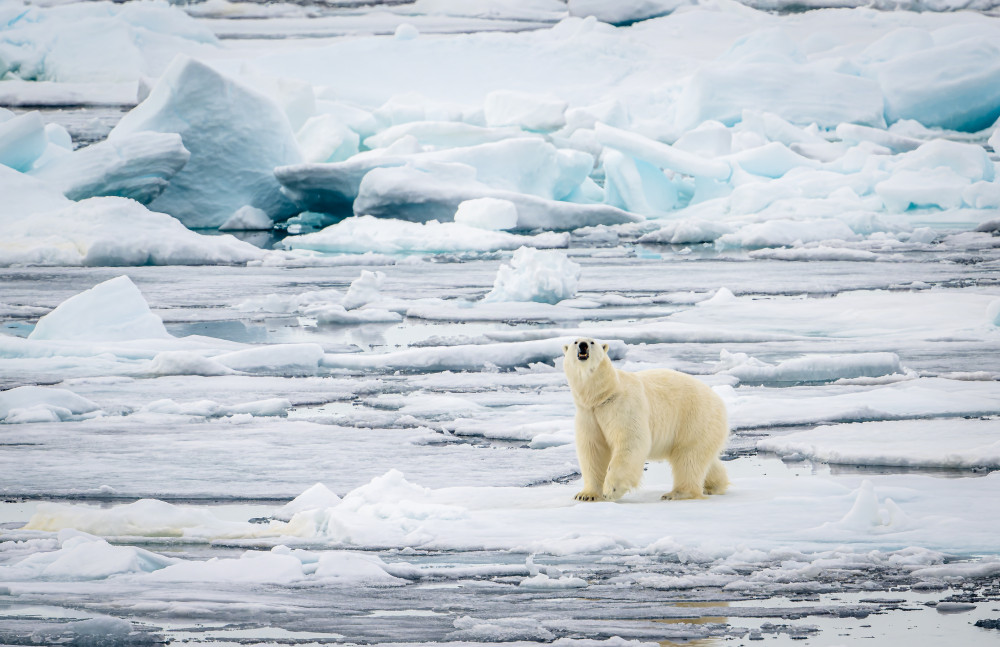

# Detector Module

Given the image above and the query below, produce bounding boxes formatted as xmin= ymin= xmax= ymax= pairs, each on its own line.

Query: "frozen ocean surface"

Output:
xmin=2 ymin=0 xmax=1000 ymax=645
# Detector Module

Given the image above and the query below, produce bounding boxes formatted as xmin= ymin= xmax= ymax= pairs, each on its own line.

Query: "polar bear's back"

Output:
xmin=632 ymin=368 xmax=728 ymax=458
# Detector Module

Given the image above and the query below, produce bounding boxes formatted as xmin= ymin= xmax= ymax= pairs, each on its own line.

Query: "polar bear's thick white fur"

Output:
xmin=563 ymin=337 xmax=729 ymax=502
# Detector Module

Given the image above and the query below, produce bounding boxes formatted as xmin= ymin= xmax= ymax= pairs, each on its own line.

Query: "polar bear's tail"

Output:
xmin=703 ymin=458 xmax=729 ymax=495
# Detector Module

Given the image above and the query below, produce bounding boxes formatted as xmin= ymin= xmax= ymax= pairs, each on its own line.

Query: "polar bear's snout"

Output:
xmin=577 ymin=340 xmax=590 ymax=360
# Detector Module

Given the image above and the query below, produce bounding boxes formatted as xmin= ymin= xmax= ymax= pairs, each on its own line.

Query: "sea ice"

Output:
xmin=109 ymin=57 xmax=301 ymax=228
xmin=29 ymin=131 xmax=190 ymax=204
xmin=870 ymin=36 xmax=1000 ymax=132
xmin=483 ymin=89 xmax=567 ymax=131
xmin=758 ymin=419 xmax=1000 ymax=469
xmin=483 ymin=247 xmax=581 ymax=304
xmin=0 ymin=196 xmax=265 ymax=266
xmin=454 ymin=197 xmax=519 ymax=230
xmin=282 ymin=215 xmax=569 ymax=255
xmin=0 ymin=385 xmax=101 ymax=424
xmin=28 ymin=275 xmax=169 ymax=342
xmin=714 ymin=350 xmax=904 ymax=384
xmin=0 ymin=111 xmax=47 ymax=172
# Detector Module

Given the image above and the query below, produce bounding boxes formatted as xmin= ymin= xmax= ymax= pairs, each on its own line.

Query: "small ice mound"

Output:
xmin=836 ymin=481 xmax=912 ymax=532
xmin=483 ymin=247 xmax=581 ymax=305
xmin=519 ymin=572 xmax=589 ymax=589
xmin=214 ymin=343 xmax=324 ymax=375
xmin=714 ymin=350 xmax=903 ymax=383
xmin=0 ymin=110 xmax=47 ymax=172
xmin=639 ymin=218 xmax=733 ymax=245
xmin=0 ymin=386 xmax=102 ymax=424
xmin=146 ymin=351 xmax=235 ymax=377
xmin=302 ymin=304 xmax=402 ymax=325
xmin=987 ymin=299 xmax=1000 ymax=327
xmin=484 ymin=90 xmax=567 ymax=132
xmin=314 ymin=551 xmax=405 ymax=585
xmin=2 ymin=532 xmax=177 ymax=581
xmin=697 ymin=287 xmax=736 ymax=307
xmin=343 ymin=270 xmax=385 ymax=310
xmin=394 ymin=22 xmax=419 ymax=40
xmin=454 ymin=198 xmax=518 ymax=231
xmin=449 ymin=616 xmax=554 ymax=642
xmin=23 ymin=499 xmax=223 ymax=537
xmin=149 ymin=548 xmax=305 ymax=584
xmin=273 ymin=483 xmax=342 ymax=522
xmin=219 ymin=205 xmax=274 ymax=231
xmin=28 ymin=275 xmax=169 ymax=342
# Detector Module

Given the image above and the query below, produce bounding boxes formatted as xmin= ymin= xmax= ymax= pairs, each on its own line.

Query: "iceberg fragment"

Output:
xmin=29 ymin=132 xmax=190 ymax=203
xmin=484 ymin=247 xmax=581 ymax=304
xmin=28 ymin=275 xmax=170 ymax=342
xmin=109 ymin=57 xmax=301 ymax=228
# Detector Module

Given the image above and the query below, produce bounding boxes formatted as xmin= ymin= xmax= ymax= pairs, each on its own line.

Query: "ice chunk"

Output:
xmin=149 ymin=549 xmax=305 ymax=583
xmin=276 ymin=137 xmax=595 ymax=215
xmin=29 ymin=131 xmax=190 ymax=203
xmin=303 ymin=304 xmax=403 ymax=325
xmin=321 ymin=338 xmax=627 ymax=373
xmin=602 ymin=149 xmax=679 ymax=215
xmin=567 ymin=0 xmax=689 ymax=25
xmin=484 ymin=90 xmax=567 ymax=131
xmin=875 ymin=167 xmax=969 ymax=211
xmin=835 ymin=123 xmax=921 ymax=154
xmin=109 ymin=57 xmax=301 ymax=228
xmin=0 ymin=111 xmax=46 ymax=172
xmin=354 ymin=163 xmax=636 ymax=230
xmin=675 ymin=64 xmax=885 ymax=131
xmin=454 ymin=198 xmax=519 ymax=230
xmin=282 ymin=215 xmax=569 ymax=255
xmin=315 ymin=551 xmax=405 ymax=585
xmin=146 ymin=351 xmax=236 ymax=377
xmin=758 ymin=419 xmax=1000 ymax=470
xmin=364 ymin=121 xmax=531 ymax=151
xmin=0 ymin=386 xmax=101 ymax=423
xmin=0 ymin=533 xmax=176 ymax=580
xmin=484 ymin=247 xmax=581 ymax=304
xmin=0 ymin=1 xmax=216 ymax=83
xmin=871 ymin=37 xmax=1000 ymax=132
xmin=274 ymin=483 xmax=342 ymax=522
xmin=29 ymin=275 xmax=169 ymax=342
xmin=394 ymin=23 xmax=420 ymax=41
xmin=296 ymin=113 xmax=360 ymax=164
xmin=893 ymin=139 xmax=994 ymax=183
xmin=716 ymin=219 xmax=859 ymax=249
xmin=639 ymin=218 xmax=733 ymax=245
xmin=0 ymin=164 xmax=73 ymax=222
xmin=214 ymin=343 xmax=325 ymax=375
xmin=218 ymin=206 xmax=274 ymax=232
xmin=715 ymin=350 xmax=903 ymax=384
xmin=0 ymin=196 xmax=265 ymax=267
xmin=596 ymin=122 xmax=731 ymax=181
xmin=343 ymin=270 xmax=386 ymax=310
xmin=24 ymin=499 xmax=226 ymax=536
xmin=729 ymin=142 xmax=818 ymax=178
xmin=673 ymin=120 xmax=732 ymax=158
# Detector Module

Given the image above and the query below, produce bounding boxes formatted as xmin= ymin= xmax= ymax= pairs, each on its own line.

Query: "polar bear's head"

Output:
xmin=563 ymin=337 xmax=609 ymax=371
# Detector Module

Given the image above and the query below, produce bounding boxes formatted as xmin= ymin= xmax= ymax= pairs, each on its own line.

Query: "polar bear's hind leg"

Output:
xmin=662 ymin=452 xmax=710 ymax=500
xmin=703 ymin=457 xmax=729 ymax=495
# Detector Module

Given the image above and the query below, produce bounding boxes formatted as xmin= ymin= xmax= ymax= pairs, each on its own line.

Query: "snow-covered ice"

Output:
xmin=2 ymin=0 xmax=1000 ymax=644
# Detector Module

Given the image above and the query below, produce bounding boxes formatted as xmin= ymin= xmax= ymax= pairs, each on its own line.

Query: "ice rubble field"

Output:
xmin=2 ymin=0 xmax=1000 ymax=644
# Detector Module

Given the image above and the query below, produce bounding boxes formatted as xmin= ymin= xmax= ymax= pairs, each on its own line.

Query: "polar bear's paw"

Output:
xmin=574 ymin=490 xmax=602 ymax=502
xmin=661 ymin=489 xmax=707 ymax=501
xmin=601 ymin=480 xmax=630 ymax=501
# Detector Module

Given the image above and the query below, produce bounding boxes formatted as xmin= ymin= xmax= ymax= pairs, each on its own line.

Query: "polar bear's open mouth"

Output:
xmin=577 ymin=341 xmax=590 ymax=361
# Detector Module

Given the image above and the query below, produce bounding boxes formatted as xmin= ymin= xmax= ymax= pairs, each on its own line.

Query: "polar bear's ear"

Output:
xmin=563 ymin=344 xmax=570 ymax=353
xmin=602 ymin=343 xmax=609 ymax=352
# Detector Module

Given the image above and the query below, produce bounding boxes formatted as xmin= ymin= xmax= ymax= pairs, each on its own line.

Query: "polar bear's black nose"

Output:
xmin=577 ymin=341 xmax=589 ymax=360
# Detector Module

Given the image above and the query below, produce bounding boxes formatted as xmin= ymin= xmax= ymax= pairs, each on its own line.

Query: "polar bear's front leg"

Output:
xmin=601 ymin=424 xmax=650 ymax=501
xmin=574 ymin=408 xmax=609 ymax=502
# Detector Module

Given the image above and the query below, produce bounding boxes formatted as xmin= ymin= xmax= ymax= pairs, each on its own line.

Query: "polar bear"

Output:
xmin=563 ymin=338 xmax=729 ymax=502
